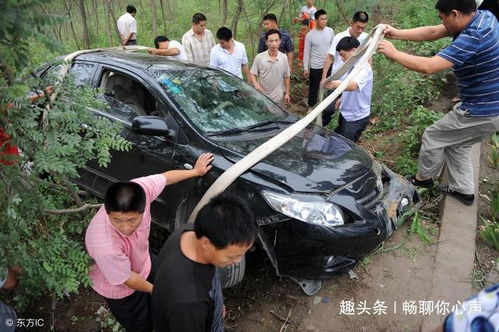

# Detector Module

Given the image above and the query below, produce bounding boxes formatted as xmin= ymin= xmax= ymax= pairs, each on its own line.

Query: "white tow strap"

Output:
xmin=187 ymin=24 xmax=386 ymax=223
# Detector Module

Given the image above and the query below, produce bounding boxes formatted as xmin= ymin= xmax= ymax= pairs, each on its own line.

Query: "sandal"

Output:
xmin=406 ymin=175 xmax=434 ymax=188
xmin=440 ymin=187 xmax=474 ymax=206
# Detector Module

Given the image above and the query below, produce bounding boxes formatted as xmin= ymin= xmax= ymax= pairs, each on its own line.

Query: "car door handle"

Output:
xmin=184 ymin=163 xmax=193 ymax=170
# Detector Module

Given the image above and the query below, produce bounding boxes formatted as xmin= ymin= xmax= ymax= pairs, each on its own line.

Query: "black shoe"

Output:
xmin=440 ymin=187 xmax=475 ymax=206
xmin=406 ymin=175 xmax=434 ymax=188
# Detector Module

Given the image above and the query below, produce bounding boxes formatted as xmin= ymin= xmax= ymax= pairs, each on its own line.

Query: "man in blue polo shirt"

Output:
xmin=378 ymin=0 xmax=499 ymax=206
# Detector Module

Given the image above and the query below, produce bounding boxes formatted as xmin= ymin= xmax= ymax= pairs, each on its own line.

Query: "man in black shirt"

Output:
xmin=152 ymin=194 xmax=257 ymax=331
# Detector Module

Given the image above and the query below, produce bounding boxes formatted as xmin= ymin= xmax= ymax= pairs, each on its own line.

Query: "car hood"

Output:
xmin=215 ymin=127 xmax=374 ymax=193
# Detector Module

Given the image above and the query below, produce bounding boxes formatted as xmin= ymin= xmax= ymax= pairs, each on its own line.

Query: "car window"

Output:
xmin=149 ymin=67 xmax=286 ymax=133
xmin=98 ymin=70 xmax=156 ymax=119
xmin=69 ymin=62 xmax=95 ymax=86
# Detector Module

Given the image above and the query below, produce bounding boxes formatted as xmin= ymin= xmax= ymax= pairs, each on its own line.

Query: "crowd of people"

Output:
xmin=86 ymin=0 xmax=499 ymax=331
xmin=117 ymin=2 xmax=375 ymax=143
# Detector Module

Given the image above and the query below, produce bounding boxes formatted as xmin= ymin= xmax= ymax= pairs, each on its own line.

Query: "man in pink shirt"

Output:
xmin=85 ymin=153 xmax=214 ymax=331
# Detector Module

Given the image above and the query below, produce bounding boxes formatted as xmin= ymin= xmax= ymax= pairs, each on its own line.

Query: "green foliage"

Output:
xmin=409 ymin=211 xmax=436 ymax=243
xmin=0 ymin=0 xmax=130 ymax=309
xmin=393 ymin=106 xmax=442 ymax=174
xmin=488 ymin=133 xmax=499 ymax=169
xmin=0 ymin=0 xmax=64 ymax=79
xmin=480 ymin=220 xmax=499 ymax=250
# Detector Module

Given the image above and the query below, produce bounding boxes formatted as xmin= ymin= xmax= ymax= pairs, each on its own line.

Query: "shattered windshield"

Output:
xmin=150 ymin=66 xmax=286 ymax=133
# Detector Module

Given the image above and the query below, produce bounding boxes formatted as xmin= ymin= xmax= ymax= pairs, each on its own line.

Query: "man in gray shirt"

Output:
xmin=303 ymin=9 xmax=334 ymax=110
xmin=250 ymin=29 xmax=291 ymax=105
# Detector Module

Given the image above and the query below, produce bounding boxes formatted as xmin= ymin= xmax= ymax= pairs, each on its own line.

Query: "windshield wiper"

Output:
xmin=206 ymin=128 xmax=246 ymax=136
xmin=206 ymin=119 xmax=293 ymax=137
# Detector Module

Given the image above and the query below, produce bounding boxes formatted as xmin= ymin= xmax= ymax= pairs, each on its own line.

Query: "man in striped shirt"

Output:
xmin=378 ymin=0 xmax=499 ymax=206
xmin=182 ymin=13 xmax=216 ymax=66
xmin=85 ymin=153 xmax=213 ymax=331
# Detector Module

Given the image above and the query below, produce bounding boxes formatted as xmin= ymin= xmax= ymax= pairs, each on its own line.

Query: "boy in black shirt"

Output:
xmin=152 ymin=194 xmax=257 ymax=331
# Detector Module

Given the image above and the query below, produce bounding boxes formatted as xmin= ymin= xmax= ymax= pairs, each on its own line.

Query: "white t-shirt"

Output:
xmin=166 ymin=40 xmax=188 ymax=61
xmin=300 ymin=5 xmax=317 ymax=20
xmin=117 ymin=12 xmax=137 ymax=40
xmin=209 ymin=40 xmax=248 ymax=79
xmin=340 ymin=62 xmax=373 ymax=121
xmin=328 ymin=28 xmax=368 ymax=74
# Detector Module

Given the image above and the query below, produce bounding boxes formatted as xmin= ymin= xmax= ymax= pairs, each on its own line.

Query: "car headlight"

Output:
xmin=261 ymin=190 xmax=344 ymax=227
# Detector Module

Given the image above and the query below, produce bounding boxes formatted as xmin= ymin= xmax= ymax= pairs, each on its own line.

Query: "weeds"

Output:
xmin=479 ymin=188 xmax=499 ymax=250
xmin=409 ymin=211 xmax=437 ymax=243
xmin=489 ymin=133 xmax=499 ymax=169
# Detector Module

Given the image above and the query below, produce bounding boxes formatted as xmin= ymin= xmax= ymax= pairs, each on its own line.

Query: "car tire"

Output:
xmin=219 ymin=256 xmax=246 ymax=289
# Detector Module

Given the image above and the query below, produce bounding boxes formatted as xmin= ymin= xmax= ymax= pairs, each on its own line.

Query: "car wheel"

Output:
xmin=219 ymin=256 xmax=246 ymax=288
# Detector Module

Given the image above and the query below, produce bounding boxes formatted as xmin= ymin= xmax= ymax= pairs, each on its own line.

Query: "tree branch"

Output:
xmin=44 ymin=203 xmax=102 ymax=215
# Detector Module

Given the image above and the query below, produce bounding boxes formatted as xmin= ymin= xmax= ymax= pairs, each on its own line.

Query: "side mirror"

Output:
xmin=132 ymin=116 xmax=175 ymax=138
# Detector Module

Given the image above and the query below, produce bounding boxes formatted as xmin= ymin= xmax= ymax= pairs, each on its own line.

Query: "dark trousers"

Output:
xmin=105 ymin=253 xmax=156 ymax=332
xmin=335 ymin=113 xmax=369 ymax=143
xmin=308 ymin=67 xmax=333 ymax=107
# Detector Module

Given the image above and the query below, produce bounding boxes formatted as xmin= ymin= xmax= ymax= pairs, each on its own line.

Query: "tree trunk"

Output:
xmin=278 ymin=0 xmax=287 ymax=24
xmin=159 ymin=0 xmax=168 ymax=34
xmin=104 ymin=0 xmax=122 ymax=45
xmin=221 ymin=0 xmax=228 ymax=26
xmin=92 ymin=0 xmax=99 ymax=37
xmin=241 ymin=0 xmax=255 ymax=56
xmin=230 ymin=0 xmax=243 ymax=39
xmin=65 ymin=0 xmax=81 ymax=50
xmin=149 ymin=0 xmax=157 ymax=38
xmin=105 ymin=8 xmax=114 ymax=46
xmin=78 ymin=0 xmax=90 ymax=49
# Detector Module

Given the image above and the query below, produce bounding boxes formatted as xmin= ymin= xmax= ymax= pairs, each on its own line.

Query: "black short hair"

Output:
xmin=263 ymin=13 xmax=278 ymax=23
xmin=104 ymin=182 xmax=146 ymax=214
xmin=154 ymin=35 xmax=169 ymax=49
xmin=302 ymin=18 xmax=310 ymax=26
xmin=126 ymin=5 xmax=137 ymax=14
xmin=435 ymin=0 xmax=476 ymax=14
xmin=265 ymin=28 xmax=281 ymax=41
xmin=336 ymin=36 xmax=360 ymax=52
xmin=315 ymin=9 xmax=327 ymax=20
xmin=192 ymin=12 xmax=207 ymax=24
xmin=194 ymin=194 xmax=257 ymax=249
xmin=216 ymin=27 xmax=232 ymax=41
xmin=352 ymin=11 xmax=369 ymax=23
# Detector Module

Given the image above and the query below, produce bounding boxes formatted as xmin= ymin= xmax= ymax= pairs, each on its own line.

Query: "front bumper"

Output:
xmin=257 ymin=164 xmax=420 ymax=279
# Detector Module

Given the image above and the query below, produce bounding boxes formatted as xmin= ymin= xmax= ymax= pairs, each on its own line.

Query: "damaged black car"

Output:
xmin=39 ymin=50 xmax=419 ymax=295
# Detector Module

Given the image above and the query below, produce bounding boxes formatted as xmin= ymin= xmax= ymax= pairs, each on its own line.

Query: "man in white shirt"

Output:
xmin=148 ymin=36 xmax=187 ymax=61
xmin=324 ymin=37 xmax=373 ymax=143
xmin=303 ymin=9 xmax=334 ymax=110
xmin=182 ymin=13 xmax=216 ymax=66
xmin=250 ymin=30 xmax=291 ymax=105
xmin=321 ymin=11 xmax=369 ymax=82
xmin=209 ymin=27 xmax=250 ymax=81
xmin=117 ymin=5 xmax=137 ymax=46
xmin=320 ymin=11 xmax=369 ymax=125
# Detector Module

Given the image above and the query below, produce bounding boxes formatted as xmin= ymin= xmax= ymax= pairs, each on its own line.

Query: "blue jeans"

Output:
xmin=335 ymin=113 xmax=369 ymax=143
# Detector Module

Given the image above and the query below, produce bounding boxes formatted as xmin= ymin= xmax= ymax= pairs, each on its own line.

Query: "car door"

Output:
xmin=81 ymin=65 xmax=195 ymax=230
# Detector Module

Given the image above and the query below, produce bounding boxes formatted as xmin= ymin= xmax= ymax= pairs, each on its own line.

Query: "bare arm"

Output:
xmin=324 ymin=80 xmax=358 ymax=91
xmin=321 ymin=54 xmax=334 ymax=86
xmin=242 ymin=64 xmax=251 ymax=83
xmin=287 ymin=52 xmax=294 ymax=73
xmin=284 ymin=76 xmax=291 ymax=104
xmin=124 ymin=272 xmax=153 ymax=294
xmin=250 ymin=72 xmax=263 ymax=92
xmin=161 ymin=153 xmax=213 ymax=185
xmin=378 ymin=40 xmax=453 ymax=74
xmin=148 ymin=47 xmax=180 ymax=56
xmin=384 ymin=24 xmax=450 ymax=41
